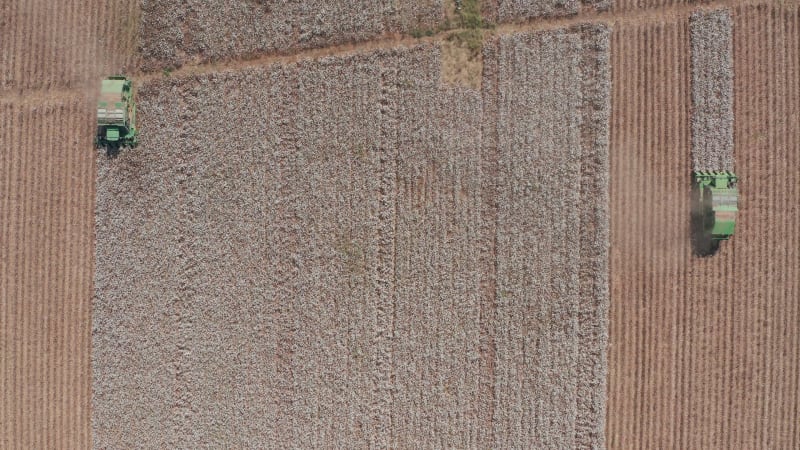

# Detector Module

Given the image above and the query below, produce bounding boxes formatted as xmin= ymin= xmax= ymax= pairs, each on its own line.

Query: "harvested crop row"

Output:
xmin=138 ymin=0 xmax=442 ymax=71
xmin=0 ymin=0 xmax=138 ymax=91
xmin=482 ymin=24 xmax=609 ymax=449
xmin=690 ymin=8 xmax=734 ymax=171
xmin=1 ymin=96 xmax=94 ymax=448
xmin=95 ymin=29 xmax=610 ymax=446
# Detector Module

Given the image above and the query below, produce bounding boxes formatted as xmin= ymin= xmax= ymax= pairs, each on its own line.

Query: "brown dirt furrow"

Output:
xmin=0 ymin=96 xmax=93 ymax=448
xmin=39 ymin=72 xmax=54 ymax=446
xmin=0 ymin=0 xmax=138 ymax=91
xmin=4 ymin=103 xmax=15 ymax=444
xmin=76 ymin=99 xmax=95 ymax=447
xmin=785 ymin=8 xmax=800 ymax=447
xmin=0 ymin=103 xmax=11 ymax=450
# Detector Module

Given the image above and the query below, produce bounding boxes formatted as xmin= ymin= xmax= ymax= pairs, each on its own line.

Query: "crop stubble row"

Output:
xmin=0 ymin=98 xmax=94 ymax=449
xmin=94 ymin=27 xmax=610 ymax=447
xmin=607 ymin=4 xmax=800 ymax=448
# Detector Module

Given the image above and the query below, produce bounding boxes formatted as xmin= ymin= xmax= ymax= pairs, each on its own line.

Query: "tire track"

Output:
xmin=18 ymin=104 xmax=33 ymax=449
xmin=32 ymin=102 xmax=52 ymax=450
xmin=58 ymin=102 xmax=73 ymax=449
xmin=44 ymin=102 xmax=62 ymax=450
xmin=72 ymin=100 xmax=93 ymax=448
xmin=607 ymin=24 xmax=622 ymax=450
xmin=761 ymin=8 xmax=776 ymax=447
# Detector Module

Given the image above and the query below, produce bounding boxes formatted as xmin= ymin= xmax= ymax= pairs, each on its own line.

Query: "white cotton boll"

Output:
xmin=690 ymin=9 xmax=734 ymax=172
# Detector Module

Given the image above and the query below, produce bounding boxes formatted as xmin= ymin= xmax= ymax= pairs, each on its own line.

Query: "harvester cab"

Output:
xmin=692 ymin=170 xmax=738 ymax=251
xmin=96 ymin=76 xmax=138 ymax=151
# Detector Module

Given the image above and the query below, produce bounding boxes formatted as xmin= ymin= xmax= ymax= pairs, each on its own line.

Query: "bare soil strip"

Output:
xmin=0 ymin=97 xmax=94 ymax=449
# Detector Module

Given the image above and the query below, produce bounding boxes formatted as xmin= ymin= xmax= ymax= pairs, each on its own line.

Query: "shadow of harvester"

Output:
xmin=689 ymin=179 xmax=720 ymax=257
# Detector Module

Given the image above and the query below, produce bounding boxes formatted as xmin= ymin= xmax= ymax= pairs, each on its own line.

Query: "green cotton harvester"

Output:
xmin=96 ymin=76 xmax=138 ymax=148
xmin=693 ymin=170 xmax=739 ymax=244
